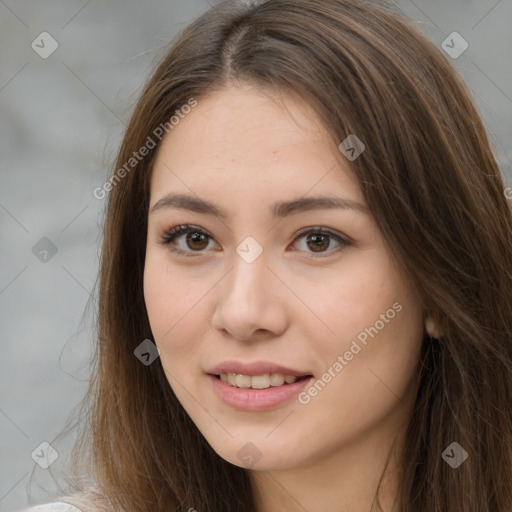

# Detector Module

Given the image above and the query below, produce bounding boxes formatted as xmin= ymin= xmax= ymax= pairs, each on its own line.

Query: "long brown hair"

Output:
xmin=59 ymin=0 xmax=512 ymax=510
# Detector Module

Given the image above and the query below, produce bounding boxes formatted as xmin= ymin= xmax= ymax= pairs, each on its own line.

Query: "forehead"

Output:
xmin=150 ymin=84 xmax=363 ymax=207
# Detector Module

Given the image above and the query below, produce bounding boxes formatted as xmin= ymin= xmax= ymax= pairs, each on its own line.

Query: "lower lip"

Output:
xmin=208 ymin=374 xmax=313 ymax=411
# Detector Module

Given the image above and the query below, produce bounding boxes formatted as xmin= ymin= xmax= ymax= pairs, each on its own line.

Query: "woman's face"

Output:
xmin=144 ymin=83 xmax=424 ymax=471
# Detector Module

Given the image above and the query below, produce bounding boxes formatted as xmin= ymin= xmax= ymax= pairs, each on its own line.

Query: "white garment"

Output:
xmin=16 ymin=502 xmax=83 ymax=512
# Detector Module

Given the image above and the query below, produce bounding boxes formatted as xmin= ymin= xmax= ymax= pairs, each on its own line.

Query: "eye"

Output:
xmin=158 ymin=224 xmax=351 ymax=258
xmin=289 ymin=226 xmax=351 ymax=258
xmin=158 ymin=224 xmax=217 ymax=257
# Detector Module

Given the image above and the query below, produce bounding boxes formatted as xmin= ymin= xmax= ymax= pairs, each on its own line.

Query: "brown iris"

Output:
xmin=186 ymin=231 xmax=209 ymax=250
xmin=307 ymin=233 xmax=330 ymax=252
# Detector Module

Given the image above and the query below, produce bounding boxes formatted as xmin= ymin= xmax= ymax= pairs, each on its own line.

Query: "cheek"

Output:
xmin=299 ymin=299 xmax=423 ymax=443
xmin=304 ymin=251 xmax=422 ymax=388
xmin=293 ymin=257 xmax=392 ymax=343
xmin=143 ymin=257 xmax=192 ymax=344
xmin=143 ymin=255 xmax=217 ymax=365
xmin=342 ymin=293 xmax=422 ymax=402
xmin=143 ymin=269 xmax=196 ymax=386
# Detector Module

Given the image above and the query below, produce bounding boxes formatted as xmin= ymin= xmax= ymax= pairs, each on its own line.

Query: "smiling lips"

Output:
xmin=219 ymin=372 xmax=305 ymax=389
xmin=209 ymin=375 xmax=313 ymax=411
xmin=207 ymin=361 xmax=313 ymax=408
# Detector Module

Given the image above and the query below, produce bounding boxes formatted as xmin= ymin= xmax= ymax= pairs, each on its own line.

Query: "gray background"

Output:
xmin=1 ymin=1 xmax=511 ymax=510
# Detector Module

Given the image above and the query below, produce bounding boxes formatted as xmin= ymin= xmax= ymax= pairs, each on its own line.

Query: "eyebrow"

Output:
xmin=150 ymin=193 xmax=370 ymax=218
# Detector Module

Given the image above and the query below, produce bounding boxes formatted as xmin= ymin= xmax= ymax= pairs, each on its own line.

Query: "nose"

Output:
xmin=211 ymin=246 xmax=289 ymax=341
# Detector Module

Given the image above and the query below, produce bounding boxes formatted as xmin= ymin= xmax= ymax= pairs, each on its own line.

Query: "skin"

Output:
xmin=143 ymin=83 xmax=427 ymax=512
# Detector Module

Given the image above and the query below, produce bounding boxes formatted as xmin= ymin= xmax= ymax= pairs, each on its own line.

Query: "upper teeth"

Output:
xmin=220 ymin=373 xmax=299 ymax=389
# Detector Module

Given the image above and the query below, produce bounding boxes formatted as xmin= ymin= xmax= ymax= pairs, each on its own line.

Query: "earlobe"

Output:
xmin=425 ymin=316 xmax=442 ymax=339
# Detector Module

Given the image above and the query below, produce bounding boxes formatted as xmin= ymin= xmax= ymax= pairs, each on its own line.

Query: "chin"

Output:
xmin=202 ymin=430 xmax=307 ymax=471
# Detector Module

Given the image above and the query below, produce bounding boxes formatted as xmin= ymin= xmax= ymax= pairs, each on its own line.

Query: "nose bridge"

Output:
xmin=226 ymin=242 xmax=269 ymax=304
xmin=211 ymin=239 xmax=287 ymax=339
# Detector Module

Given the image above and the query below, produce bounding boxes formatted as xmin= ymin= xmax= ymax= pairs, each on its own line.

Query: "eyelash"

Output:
xmin=158 ymin=224 xmax=351 ymax=259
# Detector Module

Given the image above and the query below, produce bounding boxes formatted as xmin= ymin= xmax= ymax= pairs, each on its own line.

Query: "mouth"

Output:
xmin=213 ymin=372 xmax=314 ymax=390
xmin=207 ymin=361 xmax=314 ymax=410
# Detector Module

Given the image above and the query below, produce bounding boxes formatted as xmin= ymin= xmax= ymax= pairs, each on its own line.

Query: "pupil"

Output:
xmin=187 ymin=232 xmax=207 ymax=250
xmin=308 ymin=234 xmax=328 ymax=252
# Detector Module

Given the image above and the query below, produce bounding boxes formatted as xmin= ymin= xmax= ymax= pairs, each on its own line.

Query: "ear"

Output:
xmin=425 ymin=316 xmax=443 ymax=339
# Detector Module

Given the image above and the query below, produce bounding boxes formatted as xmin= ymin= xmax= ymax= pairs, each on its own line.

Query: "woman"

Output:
xmin=18 ymin=0 xmax=512 ymax=510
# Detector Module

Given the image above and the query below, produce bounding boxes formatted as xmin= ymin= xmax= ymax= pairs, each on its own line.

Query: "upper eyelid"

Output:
xmin=293 ymin=225 xmax=349 ymax=239
xmin=161 ymin=224 xmax=347 ymax=240
xmin=160 ymin=224 xmax=350 ymax=252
